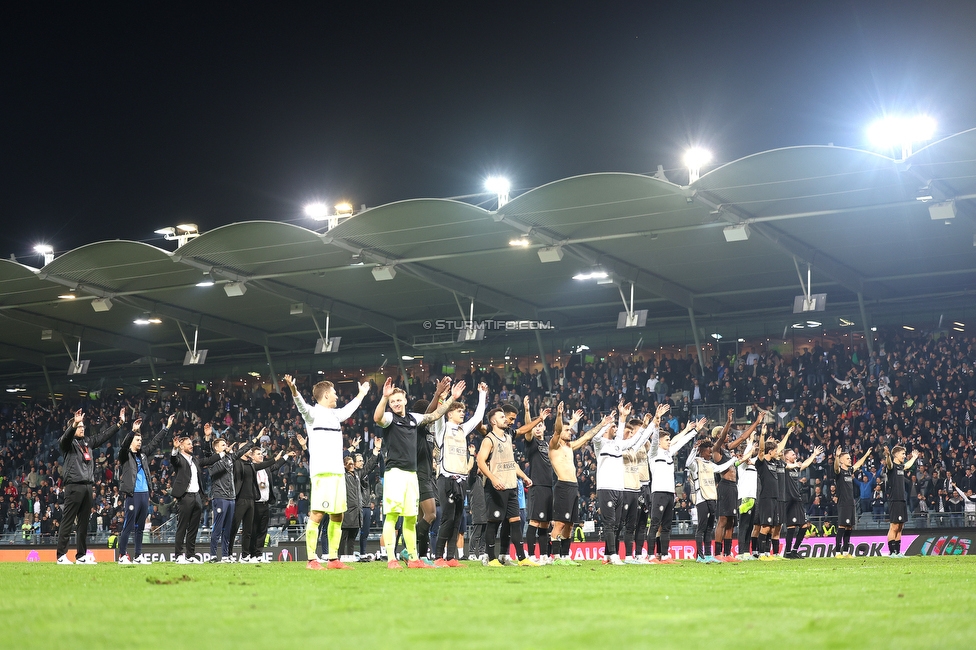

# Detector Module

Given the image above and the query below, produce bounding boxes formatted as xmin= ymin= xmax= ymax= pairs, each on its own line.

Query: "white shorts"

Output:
xmin=310 ymin=473 xmax=346 ymax=515
xmin=383 ymin=468 xmax=419 ymax=517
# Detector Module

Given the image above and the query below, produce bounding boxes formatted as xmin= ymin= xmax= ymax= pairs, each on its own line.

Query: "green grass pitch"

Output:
xmin=2 ymin=557 xmax=973 ymax=649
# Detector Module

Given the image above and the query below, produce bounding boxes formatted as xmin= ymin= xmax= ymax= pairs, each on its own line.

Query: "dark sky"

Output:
xmin=3 ymin=1 xmax=976 ymax=261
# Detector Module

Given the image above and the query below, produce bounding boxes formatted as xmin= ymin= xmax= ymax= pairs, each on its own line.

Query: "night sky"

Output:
xmin=3 ymin=1 xmax=976 ymax=261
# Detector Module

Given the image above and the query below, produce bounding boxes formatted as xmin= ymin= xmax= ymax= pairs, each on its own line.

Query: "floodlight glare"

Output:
xmin=485 ymin=176 xmax=510 ymax=194
xmin=154 ymin=227 xmax=176 ymax=236
xmin=683 ymin=147 xmax=712 ymax=169
xmin=485 ymin=176 xmax=511 ymax=208
xmin=867 ymin=115 xmax=936 ymax=159
xmin=304 ymin=202 xmax=330 ymax=220
xmin=196 ymin=272 xmax=215 ymax=287
xmin=176 ymin=224 xmax=198 ymax=233
xmin=34 ymin=244 xmax=55 ymax=265
xmin=572 ymin=270 xmax=609 ymax=281
xmin=334 ymin=202 xmax=353 ymax=215
xmin=509 ymin=238 xmax=530 ymax=247
xmin=684 ymin=147 xmax=712 ymax=183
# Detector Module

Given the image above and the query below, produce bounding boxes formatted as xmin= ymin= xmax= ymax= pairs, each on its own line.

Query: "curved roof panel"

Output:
xmin=1 ymin=133 xmax=975 ymax=386
xmin=40 ymin=241 xmax=197 ymax=293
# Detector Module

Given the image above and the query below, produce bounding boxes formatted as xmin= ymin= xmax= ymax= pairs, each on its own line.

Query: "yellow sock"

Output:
xmin=306 ymin=519 xmax=319 ymax=561
xmin=403 ymin=516 xmax=418 ymax=560
xmin=383 ymin=515 xmax=398 ymax=560
xmin=327 ymin=519 xmax=342 ymax=560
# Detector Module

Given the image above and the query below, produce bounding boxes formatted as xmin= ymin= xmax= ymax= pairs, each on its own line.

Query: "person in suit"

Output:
xmin=170 ymin=433 xmax=205 ymax=564
xmin=247 ymin=445 xmax=295 ymax=561
xmin=117 ymin=412 xmax=175 ymax=564
xmin=56 ymin=408 xmax=122 ymax=565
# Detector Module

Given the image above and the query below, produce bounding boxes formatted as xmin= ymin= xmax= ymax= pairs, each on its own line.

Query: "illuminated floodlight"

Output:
xmin=34 ymin=244 xmax=55 ymax=265
xmin=304 ymin=202 xmax=330 ymax=221
xmin=572 ymin=269 xmax=609 ymax=281
xmin=334 ymin=202 xmax=353 ymax=215
xmin=684 ymin=147 xmax=712 ymax=184
xmin=867 ymin=115 xmax=936 ymax=159
xmin=485 ymin=176 xmax=511 ymax=208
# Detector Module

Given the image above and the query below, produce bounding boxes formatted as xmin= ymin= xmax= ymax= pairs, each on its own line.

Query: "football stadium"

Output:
xmin=3 ymin=4 xmax=976 ymax=649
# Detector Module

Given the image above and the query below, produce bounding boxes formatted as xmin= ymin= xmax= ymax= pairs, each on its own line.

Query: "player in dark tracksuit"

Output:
xmin=57 ymin=408 xmax=121 ymax=564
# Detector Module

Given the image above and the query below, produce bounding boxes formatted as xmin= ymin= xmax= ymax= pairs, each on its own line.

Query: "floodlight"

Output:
xmin=224 ymin=281 xmax=247 ymax=296
xmin=304 ymin=202 xmax=330 ymax=220
xmin=867 ymin=115 xmax=936 ymax=159
xmin=485 ymin=176 xmax=511 ymax=208
xmin=684 ymin=147 xmax=712 ymax=183
xmin=91 ymin=298 xmax=113 ymax=312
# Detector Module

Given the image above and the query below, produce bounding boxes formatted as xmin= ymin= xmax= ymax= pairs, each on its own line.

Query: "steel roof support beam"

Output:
xmin=36 ymin=269 xmax=306 ymax=353
xmin=691 ymin=190 xmax=891 ymax=300
xmin=322 ymin=233 xmax=569 ymax=327
xmin=0 ymin=310 xmax=185 ymax=362
xmin=492 ymin=211 xmax=722 ymax=314
xmin=172 ymin=254 xmax=404 ymax=339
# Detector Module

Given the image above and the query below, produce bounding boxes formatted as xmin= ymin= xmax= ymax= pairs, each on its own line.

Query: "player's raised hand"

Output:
xmin=167 ymin=414 xmax=177 ymax=429
xmin=132 ymin=418 xmax=142 ymax=433
xmin=727 ymin=408 xmax=734 ymax=423
xmin=695 ymin=416 xmax=707 ymax=431
xmin=283 ymin=374 xmax=295 ymax=388
xmin=540 ymin=407 xmax=552 ymax=420
xmin=357 ymin=381 xmax=370 ymax=397
xmin=436 ymin=375 xmax=452 ymax=394
xmin=478 ymin=382 xmax=489 ymax=394
xmin=556 ymin=401 xmax=565 ymax=416
xmin=119 ymin=407 xmax=126 ymax=424
xmin=73 ymin=409 xmax=84 ymax=425
xmin=618 ymin=399 xmax=632 ymax=418
xmin=382 ymin=377 xmax=395 ymax=398
xmin=655 ymin=403 xmax=671 ymax=419
xmin=571 ymin=409 xmax=584 ymax=425
xmin=450 ymin=380 xmax=466 ymax=400
xmin=204 ymin=423 xmax=213 ymax=438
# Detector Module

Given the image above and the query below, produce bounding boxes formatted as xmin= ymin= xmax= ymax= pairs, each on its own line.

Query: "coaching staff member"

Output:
xmin=57 ymin=408 xmax=123 ymax=564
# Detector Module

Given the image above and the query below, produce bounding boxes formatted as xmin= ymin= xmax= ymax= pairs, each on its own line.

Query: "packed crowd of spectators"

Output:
xmin=1 ymin=330 xmax=974 ymax=546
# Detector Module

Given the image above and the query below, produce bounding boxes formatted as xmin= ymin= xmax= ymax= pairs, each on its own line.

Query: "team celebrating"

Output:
xmin=53 ymin=374 xmax=921 ymax=567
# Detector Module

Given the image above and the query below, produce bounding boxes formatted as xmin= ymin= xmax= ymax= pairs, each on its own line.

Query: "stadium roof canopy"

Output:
xmin=1 ymin=129 xmax=975 ymax=394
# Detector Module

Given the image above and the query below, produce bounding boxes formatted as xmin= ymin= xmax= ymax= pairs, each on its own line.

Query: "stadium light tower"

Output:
xmin=867 ymin=115 xmax=936 ymax=160
xmin=33 ymin=244 xmax=55 ymax=266
xmin=485 ymin=176 xmax=511 ymax=208
xmin=684 ymin=147 xmax=712 ymax=184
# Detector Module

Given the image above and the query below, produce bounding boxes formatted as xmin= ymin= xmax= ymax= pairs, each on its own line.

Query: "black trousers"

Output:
xmin=435 ymin=476 xmax=466 ymax=560
xmin=57 ymin=483 xmax=92 ymax=559
xmin=231 ymin=498 xmax=255 ymax=556
xmin=249 ymin=502 xmax=270 ymax=558
xmin=175 ymin=493 xmax=203 ymax=557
